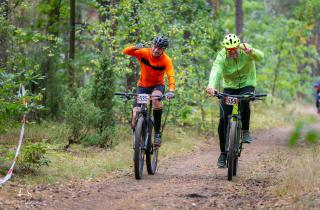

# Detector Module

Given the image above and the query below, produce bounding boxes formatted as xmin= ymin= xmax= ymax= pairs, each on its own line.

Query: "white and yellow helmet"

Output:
xmin=223 ymin=34 xmax=240 ymax=48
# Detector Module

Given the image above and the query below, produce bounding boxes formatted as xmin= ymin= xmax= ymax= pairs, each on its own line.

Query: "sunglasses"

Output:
xmin=226 ymin=47 xmax=238 ymax=52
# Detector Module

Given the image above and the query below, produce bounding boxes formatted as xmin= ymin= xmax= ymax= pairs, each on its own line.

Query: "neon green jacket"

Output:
xmin=207 ymin=43 xmax=264 ymax=89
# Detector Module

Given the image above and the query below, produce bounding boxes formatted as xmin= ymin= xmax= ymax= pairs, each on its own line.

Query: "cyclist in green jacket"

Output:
xmin=206 ymin=34 xmax=264 ymax=168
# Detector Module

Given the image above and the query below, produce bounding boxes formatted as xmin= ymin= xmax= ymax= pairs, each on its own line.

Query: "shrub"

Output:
xmin=63 ymin=87 xmax=101 ymax=148
xmin=19 ymin=141 xmax=51 ymax=171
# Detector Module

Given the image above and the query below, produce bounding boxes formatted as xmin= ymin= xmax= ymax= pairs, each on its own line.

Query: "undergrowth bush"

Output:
xmin=4 ymin=140 xmax=50 ymax=173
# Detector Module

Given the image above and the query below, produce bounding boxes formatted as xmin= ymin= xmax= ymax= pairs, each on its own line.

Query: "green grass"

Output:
xmin=264 ymin=102 xmax=320 ymax=207
xmin=251 ymin=100 xmax=294 ymax=130
xmin=274 ymin=147 xmax=320 ymax=208
xmin=1 ymin=123 xmax=204 ymax=185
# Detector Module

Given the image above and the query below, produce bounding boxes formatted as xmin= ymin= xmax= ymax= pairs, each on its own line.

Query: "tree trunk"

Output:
xmin=208 ymin=0 xmax=219 ymax=19
xmin=68 ymin=0 xmax=75 ymax=93
xmin=41 ymin=0 xmax=62 ymax=118
xmin=126 ymin=1 xmax=140 ymax=91
xmin=271 ymin=44 xmax=283 ymax=96
xmin=235 ymin=0 xmax=243 ymax=40
xmin=0 ymin=0 xmax=8 ymax=69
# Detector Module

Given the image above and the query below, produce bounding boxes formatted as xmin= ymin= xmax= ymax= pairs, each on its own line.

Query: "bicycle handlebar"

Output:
xmin=114 ymin=92 xmax=169 ymax=100
xmin=213 ymin=92 xmax=267 ymax=101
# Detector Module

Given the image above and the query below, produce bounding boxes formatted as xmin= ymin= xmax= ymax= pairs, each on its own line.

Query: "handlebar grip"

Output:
xmin=215 ymin=95 xmax=222 ymax=99
xmin=255 ymin=94 xmax=268 ymax=97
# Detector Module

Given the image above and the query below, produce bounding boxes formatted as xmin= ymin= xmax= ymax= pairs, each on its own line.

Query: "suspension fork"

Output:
xmin=226 ymin=114 xmax=241 ymax=152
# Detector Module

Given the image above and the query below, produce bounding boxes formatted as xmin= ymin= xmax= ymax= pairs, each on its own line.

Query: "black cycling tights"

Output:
xmin=153 ymin=109 xmax=162 ymax=134
xmin=218 ymin=86 xmax=255 ymax=153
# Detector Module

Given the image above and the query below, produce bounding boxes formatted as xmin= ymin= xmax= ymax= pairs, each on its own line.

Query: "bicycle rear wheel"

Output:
xmin=146 ymin=118 xmax=158 ymax=175
xmin=227 ymin=121 xmax=237 ymax=181
xmin=134 ymin=116 xmax=145 ymax=179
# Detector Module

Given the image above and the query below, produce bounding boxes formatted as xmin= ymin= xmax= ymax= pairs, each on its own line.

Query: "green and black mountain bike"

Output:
xmin=214 ymin=92 xmax=267 ymax=181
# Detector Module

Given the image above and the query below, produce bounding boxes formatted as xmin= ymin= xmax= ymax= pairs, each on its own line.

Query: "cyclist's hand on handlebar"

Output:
xmin=135 ymin=43 xmax=145 ymax=50
xmin=166 ymin=91 xmax=175 ymax=99
xmin=206 ymin=87 xmax=217 ymax=96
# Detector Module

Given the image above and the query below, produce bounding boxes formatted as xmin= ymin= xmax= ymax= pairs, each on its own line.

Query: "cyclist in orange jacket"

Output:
xmin=123 ymin=35 xmax=175 ymax=147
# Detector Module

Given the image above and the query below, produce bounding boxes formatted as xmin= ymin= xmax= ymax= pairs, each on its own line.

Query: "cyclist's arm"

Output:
xmin=123 ymin=46 xmax=144 ymax=59
xmin=208 ymin=51 xmax=225 ymax=89
xmin=240 ymin=43 xmax=264 ymax=62
xmin=165 ymin=58 xmax=175 ymax=91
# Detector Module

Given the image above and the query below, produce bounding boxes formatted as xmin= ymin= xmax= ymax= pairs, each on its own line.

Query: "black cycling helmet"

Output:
xmin=152 ymin=35 xmax=169 ymax=49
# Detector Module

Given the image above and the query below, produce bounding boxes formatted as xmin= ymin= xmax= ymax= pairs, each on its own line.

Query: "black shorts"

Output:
xmin=133 ymin=85 xmax=165 ymax=108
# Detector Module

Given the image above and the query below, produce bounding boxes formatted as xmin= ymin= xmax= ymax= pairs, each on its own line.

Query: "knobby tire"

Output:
xmin=134 ymin=116 xmax=145 ymax=179
xmin=146 ymin=118 xmax=158 ymax=175
xmin=227 ymin=121 xmax=237 ymax=181
xmin=233 ymin=121 xmax=241 ymax=176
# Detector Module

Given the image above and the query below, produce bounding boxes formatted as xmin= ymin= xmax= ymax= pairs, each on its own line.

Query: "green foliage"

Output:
xmin=305 ymin=129 xmax=319 ymax=144
xmin=289 ymin=120 xmax=320 ymax=146
xmin=3 ymin=140 xmax=51 ymax=173
xmin=92 ymin=55 xmax=116 ymax=147
xmin=288 ymin=121 xmax=303 ymax=147
xmin=63 ymin=88 xmax=101 ymax=145
xmin=19 ymin=141 xmax=51 ymax=171
xmin=0 ymin=0 xmax=319 ymax=148
xmin=243 ymin=0 xmax=318 ymax=99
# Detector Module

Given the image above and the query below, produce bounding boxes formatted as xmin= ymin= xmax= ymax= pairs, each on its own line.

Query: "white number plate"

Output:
xmin=225 ymin=96 xmax=238 ymax=105
xmin=137 ymin=94 xmax=149 ymax=104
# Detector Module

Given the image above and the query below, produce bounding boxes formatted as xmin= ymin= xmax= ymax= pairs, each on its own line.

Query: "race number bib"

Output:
xmin=137 ymin=94 xmax=149 ymax=104
xmin=225 ymin=96 xmax=238 ymax=105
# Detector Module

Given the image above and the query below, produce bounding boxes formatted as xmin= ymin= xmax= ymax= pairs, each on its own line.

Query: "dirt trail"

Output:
xmin=1 ymin=107 xmax=319 ymax=210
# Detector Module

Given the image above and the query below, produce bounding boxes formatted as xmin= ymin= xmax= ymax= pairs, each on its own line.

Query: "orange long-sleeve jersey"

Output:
xmin=123 ymin=46 xmax=175 ymax=91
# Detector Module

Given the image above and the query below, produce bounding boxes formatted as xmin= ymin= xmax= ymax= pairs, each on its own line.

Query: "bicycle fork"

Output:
xmin=226 ymin=115 xmax=241 ymax=154
xmin=143 ymin=117 xmax=153 ymax=154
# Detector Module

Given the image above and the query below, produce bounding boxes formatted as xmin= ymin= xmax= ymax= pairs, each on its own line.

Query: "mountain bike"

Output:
xmin=115 ymin=92 xmax=168 ymax=179
xmin=214 ymin=92 xmax=267 ymax=181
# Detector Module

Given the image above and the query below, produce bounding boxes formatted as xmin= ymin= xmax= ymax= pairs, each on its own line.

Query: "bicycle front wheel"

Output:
xmin=233 ymin=121 xmax=241 ymax=176
xmin=134 ymin=116 xmax=145 ymax=179
xmin=227 ymin=121 xmax=237 ymax=181
xmin=146 ymin=118 xmax=158 ymax=175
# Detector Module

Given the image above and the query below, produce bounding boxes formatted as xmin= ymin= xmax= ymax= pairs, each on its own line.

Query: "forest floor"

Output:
xmin=1 ymin=106 xmax=320 ymax=209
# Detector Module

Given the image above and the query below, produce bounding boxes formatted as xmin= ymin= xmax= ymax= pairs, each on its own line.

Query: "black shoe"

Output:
xmin=217 ymin=152 xmax=227 ymax=168
xmin=242 ymin=130 xmax=253 ymax=144
xmin=154 ymin=133 xmax=162 ymax=147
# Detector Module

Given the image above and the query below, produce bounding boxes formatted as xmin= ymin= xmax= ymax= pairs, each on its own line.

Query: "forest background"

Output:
xmin=0 ymin=0 xmax=319 ymax=181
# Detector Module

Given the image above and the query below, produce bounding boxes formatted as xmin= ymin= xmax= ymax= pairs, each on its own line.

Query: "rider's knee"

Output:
xmin=132 ymin=107 xmax=141 ymax=128
xmin=153 ymin=100 xmax=163 ymax=110
xmin=152 ymin=90 xmax=163 ymax=110
xmin=132 ymin=107 xmax=140 ymax=116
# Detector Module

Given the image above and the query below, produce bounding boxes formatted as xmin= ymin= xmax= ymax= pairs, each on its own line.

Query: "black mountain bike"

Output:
xmin=214 ymin=92 xmax=267 ymax=181
xmin=115 ymin=92 xmax=168 ymax=179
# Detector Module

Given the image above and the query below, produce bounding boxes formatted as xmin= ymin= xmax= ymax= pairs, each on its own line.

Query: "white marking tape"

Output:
xmin=0 ymin=84 xmax=27 ymax=185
